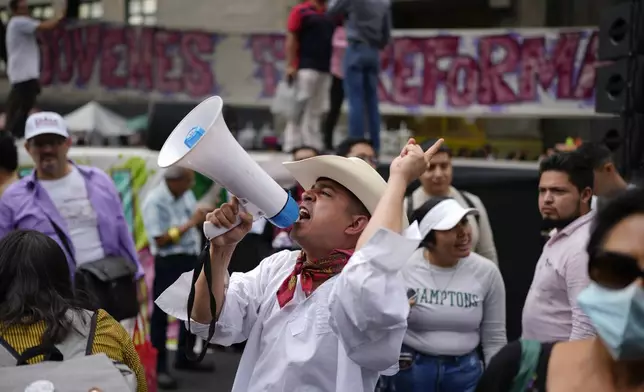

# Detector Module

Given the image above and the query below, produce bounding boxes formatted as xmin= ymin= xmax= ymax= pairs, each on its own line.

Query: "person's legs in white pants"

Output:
xmin=283 ymin=69 xmax=327 ymax=152
xmin=300 ymin=70 xmax=330 ymax=150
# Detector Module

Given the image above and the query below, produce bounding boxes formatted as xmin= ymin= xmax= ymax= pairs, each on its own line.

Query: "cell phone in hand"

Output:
xmin=407 ymin=289 xmax=417 ymax=307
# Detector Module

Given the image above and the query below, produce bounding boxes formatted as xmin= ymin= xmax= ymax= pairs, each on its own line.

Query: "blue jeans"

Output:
xmin=378 ymin=347 xmax=483 ymax=392
xmin=343 ymin=41 xmax=381 ymax=153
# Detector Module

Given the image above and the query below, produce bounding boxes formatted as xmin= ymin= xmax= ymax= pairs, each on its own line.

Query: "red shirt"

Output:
xmin=287 ymin=1 xmax=335 ymax=72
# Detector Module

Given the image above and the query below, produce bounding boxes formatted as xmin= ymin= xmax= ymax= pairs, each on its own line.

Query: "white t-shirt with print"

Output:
xmin=401 ymin=249 xmax=507 ymax=365
xmin=40 ymin=168 xmax=106 ymax=264
xmin=6 ymin=16 xmax=41 ymax=84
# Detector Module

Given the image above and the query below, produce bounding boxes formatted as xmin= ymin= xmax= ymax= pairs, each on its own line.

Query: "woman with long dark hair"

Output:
xmin=0 ymin=230 xmax=147 ymax=391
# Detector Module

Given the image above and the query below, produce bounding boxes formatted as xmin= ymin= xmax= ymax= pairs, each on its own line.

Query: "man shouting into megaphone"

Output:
xmin=156 ymin=138 xmax=444 ymax=391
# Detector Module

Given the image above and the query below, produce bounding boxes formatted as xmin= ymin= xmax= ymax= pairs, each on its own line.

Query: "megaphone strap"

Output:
xmin=185 ymin=244 xmax=217 ymax=363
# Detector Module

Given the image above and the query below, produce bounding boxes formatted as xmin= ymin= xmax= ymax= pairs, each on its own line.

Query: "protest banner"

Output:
xmin=0 ymin=24 xmax=599 ymax=116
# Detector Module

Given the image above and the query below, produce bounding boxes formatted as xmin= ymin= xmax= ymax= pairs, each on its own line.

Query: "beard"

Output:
xmin=541 ymin=205 xmax=582 ymax=232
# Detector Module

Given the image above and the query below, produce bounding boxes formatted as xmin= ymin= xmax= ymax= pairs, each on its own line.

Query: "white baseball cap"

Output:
xmin=418 ymin=198 xmax=478 ymax=233
xmin=24 ymin=112 xmax=69 ymax=140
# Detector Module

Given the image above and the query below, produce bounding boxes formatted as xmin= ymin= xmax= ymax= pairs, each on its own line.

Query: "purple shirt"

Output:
xmin=521 ymin=211 xmax=596 ymax=342
xmin=0 ymin=163 xmax=144 ymax=279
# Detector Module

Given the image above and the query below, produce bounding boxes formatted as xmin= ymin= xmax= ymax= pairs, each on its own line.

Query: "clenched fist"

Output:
xmin=205 ymin=196 xmax=253 ymax=248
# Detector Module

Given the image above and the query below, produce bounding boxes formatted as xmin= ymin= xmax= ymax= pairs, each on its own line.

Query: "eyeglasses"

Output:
xmin=589 ymin=251 xmax=644 ymax=289
xmin=30 ymin=135 xmax=66 ymax=148
xmin=354 ymin=154 xmax=378 ymax=166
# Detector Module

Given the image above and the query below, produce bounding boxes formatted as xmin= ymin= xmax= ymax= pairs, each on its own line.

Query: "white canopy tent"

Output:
xmin=64 ymin=101 xmax=133 ymax=137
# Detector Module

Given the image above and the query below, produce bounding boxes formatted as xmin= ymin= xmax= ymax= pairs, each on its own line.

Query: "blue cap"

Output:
xmin=268 ymin=194 xmax=299 ymax=228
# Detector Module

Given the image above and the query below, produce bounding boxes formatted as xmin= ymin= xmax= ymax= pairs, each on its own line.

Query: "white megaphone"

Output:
xmin=157 ymin=96 xmax=299 ymax=240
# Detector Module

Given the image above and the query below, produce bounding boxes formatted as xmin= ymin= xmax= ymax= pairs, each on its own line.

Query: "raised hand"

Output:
xmin=389 ymin=138 xmax=444 ymax=184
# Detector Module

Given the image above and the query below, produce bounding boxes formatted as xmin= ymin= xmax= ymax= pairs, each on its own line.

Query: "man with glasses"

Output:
xmin=0 ymin=111 xmax=145 ymax=339
xmin=0 ymin=112 xmax=143 ymax=279
xmin=335 ymin=137 xmax=378 ymax=168
xmin=142 ymin=166 xmax=214 ymax=389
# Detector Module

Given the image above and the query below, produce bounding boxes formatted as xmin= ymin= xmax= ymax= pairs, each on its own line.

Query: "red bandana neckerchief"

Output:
xmin=276 ymin=249 xmax=354 ymax=308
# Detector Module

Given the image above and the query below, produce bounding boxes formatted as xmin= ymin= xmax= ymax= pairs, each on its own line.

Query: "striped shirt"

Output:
xmin=0 ymin=309 xmax=147 ymax=392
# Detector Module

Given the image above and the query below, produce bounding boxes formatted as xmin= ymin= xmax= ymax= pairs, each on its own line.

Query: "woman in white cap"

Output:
xmin=380 ymin=196 xmax=507 ymax=392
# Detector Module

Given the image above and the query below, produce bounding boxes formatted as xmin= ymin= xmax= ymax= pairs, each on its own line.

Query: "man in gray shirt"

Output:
xmin=327 ymin=0 xmax=392 ymax=155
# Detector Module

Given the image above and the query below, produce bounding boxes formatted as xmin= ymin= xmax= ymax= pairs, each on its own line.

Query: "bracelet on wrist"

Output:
xmin=168 ymin=227 xmax=181 ymax=243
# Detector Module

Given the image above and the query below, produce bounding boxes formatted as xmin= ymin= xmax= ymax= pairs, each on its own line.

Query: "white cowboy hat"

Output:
xmin=283 ymin=155 xmax=409 ymax=227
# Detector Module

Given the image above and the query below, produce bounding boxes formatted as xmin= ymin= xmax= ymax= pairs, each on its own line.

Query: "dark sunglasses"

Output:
xmin=589 ymin=251 xmax=644 ymax=289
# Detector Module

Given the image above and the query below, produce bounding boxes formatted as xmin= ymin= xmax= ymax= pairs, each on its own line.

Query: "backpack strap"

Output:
xmin=16 ymin=345 xmax=64 ymax=366
xmin=406 ymin=196 xmax=414 ymax=221
xmin=47 ymin=216 xmax=75 ymax=265
xmin=0 ymin=337 xmax=64 ymax=367
xmin=85 ymin=310 xmax=99 ymax=355
xmin=457 ymin=190 xmax=481 ymax=225
xmin=510 ymin=339 xmax=542 ymax=392
xmin=0 ymin=310 xmax=98 ymax=368
xmin=53 ymin=310 xmax=96 ymax=360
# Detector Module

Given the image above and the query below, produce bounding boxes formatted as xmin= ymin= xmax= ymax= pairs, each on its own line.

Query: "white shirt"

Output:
xmin=6 ymin=16 xmax=41 ymax=84
xmin=156 ymin=225 xmax=424 ymax=392
xmin=40 ymin=167 xmax=106 ymax=264
xmin=401 ymin=250 xmax=506 ymax=365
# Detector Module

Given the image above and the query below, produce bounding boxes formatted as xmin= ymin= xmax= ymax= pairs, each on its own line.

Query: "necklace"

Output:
xmin=424 ymin=250 xmax=461 ymax=292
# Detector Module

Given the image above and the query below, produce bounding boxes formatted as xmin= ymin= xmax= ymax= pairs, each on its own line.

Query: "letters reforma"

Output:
xmin=38 ymin=24 xmax=598 ymax=116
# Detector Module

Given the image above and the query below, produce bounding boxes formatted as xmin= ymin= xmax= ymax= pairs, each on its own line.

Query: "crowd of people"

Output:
xmin=0 ymin=106 xmax=643 ymax=391
xmin=1 ymin=1 xmax=643 ymax=392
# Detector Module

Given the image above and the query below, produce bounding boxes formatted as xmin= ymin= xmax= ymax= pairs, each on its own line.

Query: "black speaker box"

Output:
xmin=598 ymin=1 xmax=644 ymax=61
xmin=590 ymin=116 xmax=626 ymax=150
xmin=595 ymin=57 xmax=644 ymax=114
xmin=66 ymin=0 xmax=80 ymax=19
xmin=590 ymin=113 xmax=644 ymax=173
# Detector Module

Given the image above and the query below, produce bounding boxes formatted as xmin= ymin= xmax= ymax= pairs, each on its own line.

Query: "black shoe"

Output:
xmin=174 ymin=359 xmax=215 ymax=372
xmin=157 ymin=372 xmax=178 ymax=390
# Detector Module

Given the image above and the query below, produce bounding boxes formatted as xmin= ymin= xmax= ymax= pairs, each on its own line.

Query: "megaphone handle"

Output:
xmin=203 ymin=218 xmax=242 ymax=241
xmin=202 ymin=202 xmax=260 ymax=241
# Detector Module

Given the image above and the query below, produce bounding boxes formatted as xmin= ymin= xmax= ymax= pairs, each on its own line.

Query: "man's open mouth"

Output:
xmin=297 ymin=207 xmax=311 ymax=221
